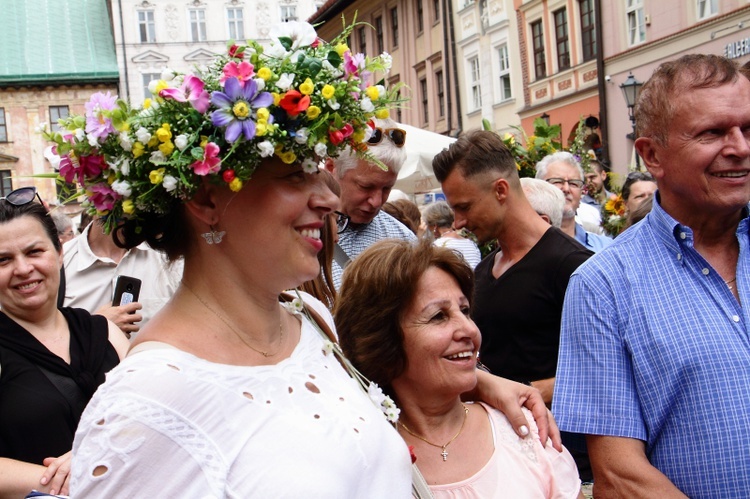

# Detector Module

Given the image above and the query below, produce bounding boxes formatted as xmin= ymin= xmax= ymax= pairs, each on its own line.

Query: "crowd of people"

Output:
xmin=1 ymin=22 xmax=747 ymax=498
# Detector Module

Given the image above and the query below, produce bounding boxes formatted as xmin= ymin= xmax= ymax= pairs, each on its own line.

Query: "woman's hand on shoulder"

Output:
xmin=107 ymin=319 xmax=131 ymax=359
xmin=40 ymin=451 xmax=72 ymax=496
xmin=471 ymin=370 xmax=562 ymax=451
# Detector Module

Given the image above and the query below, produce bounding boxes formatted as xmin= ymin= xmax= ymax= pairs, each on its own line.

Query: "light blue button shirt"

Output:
xmin=554 ymin=199 xmax=750 ymax=498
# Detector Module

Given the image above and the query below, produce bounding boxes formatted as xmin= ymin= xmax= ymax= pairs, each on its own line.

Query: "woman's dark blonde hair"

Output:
xmin=334 ymin=238 xmax=474 ymax=397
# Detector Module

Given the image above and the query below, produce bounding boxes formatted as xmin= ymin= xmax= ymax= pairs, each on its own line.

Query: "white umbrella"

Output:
xmin=394 ymin=124 xmax=456 ymax=194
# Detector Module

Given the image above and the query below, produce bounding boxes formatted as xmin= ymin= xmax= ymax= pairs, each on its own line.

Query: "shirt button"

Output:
xmin=680 ymin=232 xmax=687 ymax=239
xmin=733 ymin=315 xmax=741 ymax=323
xmin=676 ymin=253 xmax=682 ymax=261
xmin=702 ymin=268 xmax=710 ymax=275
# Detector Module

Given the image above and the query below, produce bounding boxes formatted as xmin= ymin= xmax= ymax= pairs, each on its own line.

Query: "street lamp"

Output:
xmin=540 ymin=112 xmax=550 ymax=126
xmin=620 ymin=73 xmax=643 ymax=170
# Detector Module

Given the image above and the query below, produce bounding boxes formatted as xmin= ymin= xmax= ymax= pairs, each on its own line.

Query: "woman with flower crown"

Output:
xmin=46 ymin=21 xmax=556 ymax=497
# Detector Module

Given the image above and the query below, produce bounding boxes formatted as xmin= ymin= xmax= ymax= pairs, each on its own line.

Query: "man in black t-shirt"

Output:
xmin=433 ymin=131 xmax=592 ymax=401
xmin=433 ymin=130 xmax=593 ymax=479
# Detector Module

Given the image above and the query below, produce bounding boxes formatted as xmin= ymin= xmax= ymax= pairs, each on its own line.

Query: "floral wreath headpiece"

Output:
xmin=43 ymin=21 xmax=401 ymax=233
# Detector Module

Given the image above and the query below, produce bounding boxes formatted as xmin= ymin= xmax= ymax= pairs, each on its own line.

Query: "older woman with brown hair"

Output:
xmin=336 ymin=239 xmax=583 ymax=498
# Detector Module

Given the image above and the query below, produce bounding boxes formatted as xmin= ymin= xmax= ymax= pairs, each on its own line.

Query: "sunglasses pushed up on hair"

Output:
xmin=367 ymin=127 xmax=407 ymax=148
xmin=0 ymin=186 xmax=44 ymax=206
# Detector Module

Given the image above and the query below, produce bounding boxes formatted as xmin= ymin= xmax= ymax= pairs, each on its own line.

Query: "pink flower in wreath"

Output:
xmin=87 ymin=183 xmax=120 ymax=212
xmin=191 ymin=142 xmax=221 ymax=175
xmin=160 ymin=75 xmax=210 ymax=113
xmin=59 ymin=153 xmax=106 ymax=185
xmin=343 ymin=51 xmax=366 ymax=78
xmin=84 ymin=92 xmax=117 ymax=141
xmin=221 ymin=61 xmax=255 ymax=88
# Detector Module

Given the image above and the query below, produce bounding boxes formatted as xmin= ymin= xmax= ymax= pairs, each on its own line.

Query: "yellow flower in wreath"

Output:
xmin=149 ymin=168 xmax=166 ymax=185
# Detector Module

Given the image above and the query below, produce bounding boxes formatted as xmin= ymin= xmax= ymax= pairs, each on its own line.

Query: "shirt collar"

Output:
xmin=649 ymin=192 xmax=750 ymax=251
xmin=71 ymin=223 xmax=147 ymax=271
xmin=574 ymin=223 xmax=588 ymax=245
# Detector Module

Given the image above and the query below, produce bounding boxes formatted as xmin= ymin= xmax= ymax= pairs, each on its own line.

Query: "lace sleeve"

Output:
xmin=71 ymin=376 xmax=232 ymax=497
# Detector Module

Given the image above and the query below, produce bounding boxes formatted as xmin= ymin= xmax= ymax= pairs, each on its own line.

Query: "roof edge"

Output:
xmin=308 ymin=0 xmax=350 ymax=26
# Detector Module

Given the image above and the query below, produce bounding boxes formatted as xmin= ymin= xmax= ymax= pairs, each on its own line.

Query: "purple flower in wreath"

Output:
xmin=210 ymin=77 xmax=273 ymax=143
xmin=84 ymin=91 xmax=117 ymax=141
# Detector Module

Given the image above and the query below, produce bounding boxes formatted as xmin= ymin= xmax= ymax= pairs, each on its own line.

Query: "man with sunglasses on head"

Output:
xmin=324 ymin=118 xmax=416 ymax=290
xmin=536 ymin=152 xmax=612 ymax=253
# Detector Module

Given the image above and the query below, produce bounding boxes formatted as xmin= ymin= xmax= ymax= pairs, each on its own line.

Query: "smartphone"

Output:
xmin=112 ymin=275 xmax=142 ymax=307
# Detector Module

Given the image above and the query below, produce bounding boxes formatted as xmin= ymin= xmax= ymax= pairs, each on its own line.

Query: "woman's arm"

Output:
xmin=468 ymin=370 xmax=562 ymax=450
xmin=107 ymin=319 xmax=131 ymax=359
xmin=0 ymin=458 xmax=54 ymax=499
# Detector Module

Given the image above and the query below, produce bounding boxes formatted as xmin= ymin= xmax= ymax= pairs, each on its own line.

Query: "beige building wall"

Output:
xmin=455 ymin=0 xmax=524 ymax=136
xmin=515 ymin=0 xmax=600 ymax=145
xmin=312 ymin=0 xmax=460 ymax=135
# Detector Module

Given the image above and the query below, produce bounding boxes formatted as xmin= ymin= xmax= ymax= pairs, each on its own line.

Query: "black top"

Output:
xmin=0 ymin=308 xmax=119 ymax=464
xmin=472 ymin=228 xmax=592 ymax=381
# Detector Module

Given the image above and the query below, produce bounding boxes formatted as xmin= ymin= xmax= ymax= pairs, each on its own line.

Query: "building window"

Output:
xmin=531 ymin=20 xmax=546 ymax=79
xmin=497 ymin=44 xmax=512 ymax=101
xmin=0 ymin=109 xmax=6 ymax=142
xmin=469 ymin=56 xmax=482 ymax=110
xmin=375 ymin=16 xmax=384 ymax=53
xmin=138 ymin=10 xmax=155 ymax=43
xmin=227 ymin=8 xmax=245 ymax=40
xmin=391 ymin=7 xmax=399 ymax=47
xmin=697 ymin=0 xmax=718 ymax=20
xmin=280 ymin=5 xmax=297 ymax=22
xmin=358 ymin=27 xmax=367 ymax=54
xmin=49 ymin=106 xmax=69 ymax=133
xmin=554 ymin=8 xmax=570 ymax=70
xmin=142 ymin=73 xmax=161 ymax=99
xmin=0 ymin=171 xmax=11 ymax=197
xmin=416 ymin=0 xmax=424 ymax=33
xmin=419 ymin=78 xmax=429 ymax=123
xmin=434 ymin=0 xmax=440 ymax=22
xmin=579 ymin=0 xmax=596 ymax=62
xmin=189 ymin=9 xmax=207 ymax=42
xmin=436 ymin=70 xmax=445 ymax=118
xmin=626 ymin=0 xmax=645 ymax=46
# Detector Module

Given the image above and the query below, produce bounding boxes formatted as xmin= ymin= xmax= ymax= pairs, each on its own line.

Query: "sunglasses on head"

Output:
xmin=367 ymin=127 xmax=406 ymax=148
xmin=0 ymin=186 xmax=43 ymax=206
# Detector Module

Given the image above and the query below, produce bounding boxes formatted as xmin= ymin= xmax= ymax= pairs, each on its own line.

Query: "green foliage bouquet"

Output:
xmin=43 ymin=21 xmax=400 ymax=233
xmin=495 ymin=118 xmax=562 ymax=178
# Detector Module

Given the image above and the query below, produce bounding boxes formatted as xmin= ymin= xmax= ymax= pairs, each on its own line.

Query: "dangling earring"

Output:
xmin=201 ymin=225 xmax=226 ymax=244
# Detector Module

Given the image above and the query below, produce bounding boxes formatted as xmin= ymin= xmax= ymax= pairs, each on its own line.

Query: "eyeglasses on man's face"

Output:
xmin=367 ymin=127 xmax=407 ymax=148
xmin=334 ymin=211 xmax=350 ymax=234
xmin=546 ymin=178 xmax=585 ymax=190
xmin=0 ymin=186 xmax=44 ymax=206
